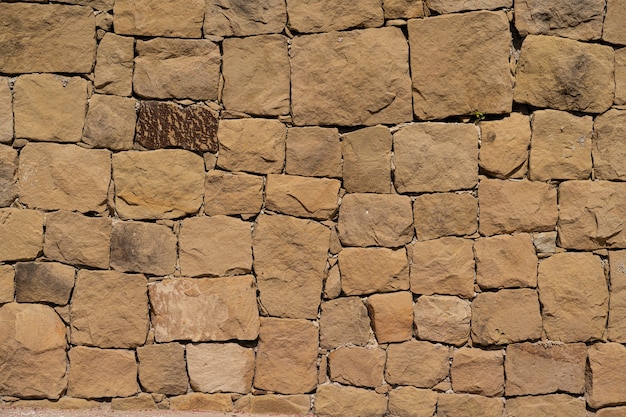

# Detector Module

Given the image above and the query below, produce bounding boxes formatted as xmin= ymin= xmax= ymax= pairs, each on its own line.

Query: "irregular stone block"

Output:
xmin=291 ymin=27 xmax=412 ymax=126
xmin=514 ymin=35 xmax=614 ymax=113
xmin=394 ymin=123 xmax=478 ymax=193
xmin=597 ymin=407 xmax=626 ymax=417
xmin=617 ymin=49 xmax=626 ymax=105
xmin=265 ymin=174 xmax=341 ymax=220
xmin=451 ymin=348 xmax=504 ymax=397
xmin=504 ymin=394 xmax=587 ymax=417
xmin=0 ymin=3 xmax=95 ymax=74
xmin=594 ymin=109 xmax=626 ymax=180
xmin=14 ymin=262 xmax=75 ymax=305
xmin=0 ymin=265 xmax=13 ymax=304
xmin=0 ymin=78 xmax=12 ymax=143
xmin=514 ymin=0 xmax=604 ymax=40
xmin=533 ymin=231 xmax=558 ymax=254
xmin=94 ymin=33 xmax=134 ymax=96
xmin=342 ymin=125 xmax=392 ymax=193
xmin=235 ymin=394 xmax=310 ymax=415
xmin=367 ymin=291 xmax=413 ymax=344
xmin=586 ymin=343 xmax=626 ymax=408
xmin=137 ymin=343 xmax=188 ymax=395
xmin=204 ymin=0 xmax=286 ymax=37
xmin=413 ymin=193 xmax=477 ymax=241
xmin=603 ymin=0 xmax=626 ymax=45
xmin=479 ymin=113 xmax=530 ymax=178
xmin=413 ymin=295 xmax=471 ymax=346
xmin=328 ymin=346 xmax=385 ymax=388
xmin=204 ymin=171 xmax=264 ymax=216
xmin=0 ymin=209 xmax=43 ymax=262
xmin=339 ymin=247 xmax=409 ymax=295
xmin=286 ymin=127 xmax=342 ymax=178
xmin=83 ymin=94 xmax=136 ymax=150
xmin=149 ymin=276 xmax=259 ymax=342
xmin=385 ymin=340 xmax=450 ymax=388
xmin=474 ymin=233 xmax=538 ymax=289
xmin=314 ymin=385 xmax=387 ymax=417
xmin=388 ymin=386 xmax=437 ymax=417
xmin=425 ymin=0 xmax=511 ymax=13
xmin=538 ymin=252 xmax=608 ymax=342
xmin=437 ymin=394 xmax=504 ymax=417
xmin=409 ymin=11 xmax=512 ymax=120
xmin=187 ymin=343 xmax=254 ymax=394
xmin=287 ymin=0 xmax=383 ymax=33
xmin=111 ymin=393 xmax=157 ymax=411
xmin=383 ymin=0 xmax=425 ymax=18
xmin=320 ymin=297 xmax=371 ymax=349
xmin=0 ymin=145 xmax=17 ymax=207
xmin=170 ymin=393 xmax=233 ymax=411
xmin=114 ymin=0 xmax=204 ymax=38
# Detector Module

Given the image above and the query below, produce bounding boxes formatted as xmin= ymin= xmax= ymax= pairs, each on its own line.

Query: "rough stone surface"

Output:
xmin=479 ymin=113 xmax=531 ymax=178
xmin=437 ymin=394 xmax=504 ymax=417
xmin=367 ymin=291 xmax=413 ymax=344
xmin=474 ymin=233 xmax=538 ymax=289
xmin=137 ymin=343 xmax=188 ymax=395
xmin=413 ymin=193 xmax=478 ymax=240
xmin=265 ymin=174 xmax=341 ymax=220
xmin=426 ymin=0 xmax=511 ymax=13
xmin=291 ymin=27 xmax=412 ymax=126
xmin=314 ymin=385 xmax=387 ymax=417
xmin=83 ymin=94 xmax=136 ymax=150
xmin=385 ymin=340 xmax=450 ymax=388
xmin=504 ymin=394 xmax=587 ymax=417
xmin=451 ymin=348 xmax=504 ymax=397
xmin=235 ymin=395 xmax=310 ymax=415
xmin=328 ymin=346 xmax=385 ymax=388
xmin=597 ymin=407 xmax=626 ymax=417
xmin=187 ymin=343 xmax=254 ymax=394
xmin=0 ymin=79 xmax=13 ymax=143
xmin=204 ymin=0 xmax=286 ymax=37
xmin=285 ymin=127 xmax=342 ymax=178
xmin=169 ymin=393 xmax=233 ymax=411
xmin=0 ymin=145 xmax=18 ymax=207
xmin=603 ymin=0 xmax=626 ymax=45
xmin=514 ymin=0 xmax=604 ymax=40
xmin=383 ymin=0 xmax=425 ymax=19
xmin=287 ymin=0 xmax=383 ymax=33
xmin=0 ymin=209 xmax=44 ymax=262
xmin=609 ymin=250 xmax=626 ymax=342
xmin=0 ymin=265 xmax=13 ymax=304
xmin=204 ymin=171 xmax=264 ymax=216
xmin=617 ymin=49 xmax=626 ymax=105
xmin=320 ymin=297 xmax=371 ymax=349
xmin=414 ymin=295 xmax=471 ymax=346
xmin=342 ymin=125 xmax=392 ymax=193
xmin=6 ymin=398 xmax=101 ymax=410
xmin=14 ymin=262 xmax=75 ymax=305
xmin=114 ymin=0 xmax=205 ymax=38
xmin=388 ymin=387 xmax=438 ymax=417
xmin=593 ymin=109 xmax=626 ymax=180
xmin=110 ymin=394 xmax=157 ymax=411
xmin=324 ymin=264 xmax=342 ymax=300
xmin=586 ymin=343 xmax=626 ymax=408
xmin=339 ymin=247 xmax=409 ymax=295
xmin=93 ymin=33 xmax=134 ymax=96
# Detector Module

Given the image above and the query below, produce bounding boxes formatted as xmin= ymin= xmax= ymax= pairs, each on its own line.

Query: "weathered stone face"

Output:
xmin=413 ymin=193 xmax=477 ymax=241
xmin=609 ymin=250 xmax=626 ymax=342
xmin=339 ymin=247 xmax=409 ymax=295
xmin=287 ymin=0 xmax=384 ymax=33
xmin=15 ymin=262 xmax=75 ymax=305
xmin=603 ymin=0 xmax=626 ymax=45
xmin=425 ymin=0 xmax=511 ymax=13
xmin=114 ymin=0 xmax=205 ymax=38
xmin=514 ymin=0 xmax=604 ymax=40
xmin=265 ymin=174 xmax=341 ymax=220
xmin=414 ymin=295 xmax=471 ymax=346
xmin=617 ymin=49 xmax=626 ymax=105
xmin=111 ymin=394 xmax=158 ymax=411
xmin=314 ymin=385 xmax=387 ymax=417
xmin=235 ymin=395 xmax=311 ymax=415
xmin=383 ymin=0 xmax=425 ymax=18
xmin=320 ymin=297 xmax=371 ymax=349
xmin=342 ymin=125 xmax=392 ymax=194
xmin=286 ymin=127 xmax=342 ymax=178
xmin=204 ymin=171 xmax=264 ymax=216
xmin=204 ymin=0 xmax=287 ymax=37
xmin=0 ymin=145 xmax=17 ymax=207
xmin=437 ymin=394 xmax=504 ymax=417
xmin=0 ymin=78 xmax=13 ymax=143
xmin=385 ymin=340 xmax=450 ymax=388
xmin=169 ymin=393 xmax=233 ymax=411
xmin=328 ymin=346 xmax=385 ymax=388
xmin=187 ymin=343 xmax=254 ymax=394
xmin=504 ymin=394 xmax=587 ymax=417
xmin=83 ymin=94 xmax=136 ymax=150
xmin=451 ymin=348 xmax=504 ymax=397
xmin=94 ymin=33 xmax=134 ymax=96
xmin=0 ymin=209 xmax=44 ymax=262
xmin=137 ymin=343 xmax=188 ymax=395
xmin=388 ymin=386 xmax=437 ymax=417
xmin=479 ymin=113 xmax=531 ymax=178
xmin=586 ymin=343 xmax=626 ymax=408
xmin=367 ymin=291 xmax=414 ymax=343
xmin=0 ymin=265 xmax=14 ymax=304
xmin=593 ymin=109 xmax=626 ymax=181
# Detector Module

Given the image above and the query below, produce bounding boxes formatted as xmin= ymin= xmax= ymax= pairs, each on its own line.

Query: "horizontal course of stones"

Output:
xmin=1 ymin=0 xmax=626 ymax=416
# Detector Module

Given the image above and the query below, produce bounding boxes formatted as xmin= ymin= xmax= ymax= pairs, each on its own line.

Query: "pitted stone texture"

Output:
xmin=342 ymin=125 xmax=392 ymax=194
xmin=603 ymin=0 xmax=626 ymax=45
xmin=255 ymin=318 xmax=318 ymax=394
xmin=320 ymin=297 xmax=371 ymax=349
xmin=410 ymin=238 xmax=475 ymax=298
xmin=315 ymin=385 xmax=387 ymax=417
xmin=514 ymin=35 xmax=614 ymax=113
xmin=170 ymin=393 xmax=233 ymax=412
xmin=137 ymin=343 xmax=188 ymax=395
xmin=235 ymin=395 xmax=310 ymax=415
xmin=0 ymin=303 xmax=67 ymax=399
xmin=505 ymin=342 xmax=587 ymax=396
xmin=478 ymin=179 xmax=557 ymax=236
xmin=222 ymin=35 xmax=290 ymax=116
xmin=514 ymin=0 xmax=604 ymax=40
xmin=71 ymin=270 xmax=148 ymax=348
xmin=111 ymin=394 xmax=158 ymax=411
xmin=149 ymin=276 xmax=259 ymax=342
xmin=339 ymin=247 xmax=409 ymax=295
xmin=291 ymin=27 xmax=412 ymax=126
xmin=529 ymin=110 xmax=593 ymax=181
xmin=114 ymin=0 xmax=204 ymax=38
xmin=409 ymin=11 xmax=512 ymax=120
xmin=587 ymin=343 xmax=626 ymax=408
xmin=386 ymin=340 xmax=450 ymax=388
xmin=110 ymin=221 xmax=177 ymax=276
xmin=451 ymin=348 xmax=504 ymax=397
xmin=204 ymin=171 xmax=264 ymax=216
xmin=617 ymin=49 xmax=626 ymax=105
xmin=504 ymin=394 xmax=587 ymax=417
xmin=394 ymin=123 xmax=478 ymax=193
xmin=0 ymin=145 xmax=18 ymax=207
xmin=479 ymin=113 xmax=531 ymax=178
xmin=538 ymin=252 xmax=608 ymax=342
xmin=15 ymin=262 xmax=74 ymax=306
xmin=471 ymin=289 xmax=542 ymax=345
xmin=338 ymin=193 xmax=413 ymax=248
xmin=67 ymin=346 xmax=137 ymax=399
xmin=14 ymin=74 xmax=88 ymax=143
xmin=0 ymin=209 xmax=43 ymax=262
xmin=286 ymin=127 xmax=342 ymax=178
xmin=414 ymin=295 xmax=471 ymax=346
xmin=474 ymin=233 xmax=538 ymax=289
xmin=0 ymin=3 xmax=95 ymax=74
xmin=383 ymin=0 xmax=425 ymax=18
xmin=328 ymin=346 xmax=385 ymax=388
xmin=287 ymin=0 xmax=383 ymax=33
xmin=204 ymin=0 xmax=286 ymax=37
xmin=187 ymin=343 xmax=254 ymax=394
xmin=265 ymin=174 xmax=340 ymax=220
xmin=19 ymin=143 xmax=110 ymax=213
xmin=83 ymin=95 xmax=136 ymax=150
xmin=425 ymin=0 xmax=511 ymax=13
xmin=0 ymin=265 xmax=13 ymax=304
xmin=367 ymin=291 xmax=413 ymax=344
xmin=437 ymin=394 xmax=504 ymax=417
xmin=94 ymin=33 xmax=134 ymax=96
xmin=413 ymin=193 xmax=478 ymax=241
xmin=609 ymin=251 xmax=626 ymax=342
xmin=44 ymin=211 xmax=111 ymax=269
xmin=594 ymin=109 xmax=626 ymax=180
xmin=388 ymin=387 xmax=437 ymax=417
xmin=134 ymin=38 xmax=220 ymax=100
xmin=217 ymin=119 xmax=286 ymax=174
xmin=113 ymin=149 xmax=204 ymax=220
xmin=0 ymin=78 xmax=12 ymax=143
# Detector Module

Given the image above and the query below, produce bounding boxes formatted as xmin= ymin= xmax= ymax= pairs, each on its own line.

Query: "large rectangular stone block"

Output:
xmin=0 ymin=209 xmax=43 ymax=262
xmin=287 ymin=0 xmax=384 ymax=33
xmin=114 ymin=0 xmax=205 ymax=38
xmin=204 ymin=0 xmax=286 ymax=37
xmin=339 ymin=247 xmax=409 ymax=295
xmin=385 ymin=340 xmax=450 ymax=388
xmin=265 ymin=174 xmax=340 ymax=220
xmin=593 ymin=109 xmax=626 ymax=181
xmin=514 ymin=0 xmax=604 ymax=40
xmin=187 ymin=343 xmax=254 ymax=394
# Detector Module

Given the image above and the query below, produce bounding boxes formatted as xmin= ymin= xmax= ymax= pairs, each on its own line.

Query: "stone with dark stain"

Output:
xmin=14 ymin=262 xmax=75 ymax=305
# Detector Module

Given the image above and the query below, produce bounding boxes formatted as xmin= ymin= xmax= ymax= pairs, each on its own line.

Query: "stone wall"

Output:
xmin=1 ymin=0 xmax=626 ymax=416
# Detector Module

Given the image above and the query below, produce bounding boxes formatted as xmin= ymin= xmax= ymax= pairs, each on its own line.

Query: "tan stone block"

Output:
xmin=265 ymin=174 xmax=341 ymax=220
xmin=386 ymin=340 xmax=449 ymax=388
xmin=0 ymin=3 xmax=95 ymax=74
xmin=504 ymin=394 xmax=587 ymax=417
xmin=217 ymin=119 xmax=286 ymax=174
xmin=409 ymin=11 xmax=512 ymax=120
xmin=505 ymin=342 xmax=587 ymax=396
xmin=474 ymin=233 xmax=537 ymax=290
xmin=57 ymin=0 xmax=112 ymax=11
xmin=394 ymin=123 xmax=478 ymax=193
xmin=425 ymin=0 xmax=510 ymax=13
xmin=538 ymin=252 xmax=608 ymax=342
xmin=388 ymin=387 xmax=437 ymax=417
xmin=314 ymin=385 xmax=387 ymax=417
xmin=83 ymin=94 xmax=136 ymax=150
xmin=609 ymin=290 xmax=626 ymax=342
xmin=367 ymin=291 xmax=413 ymax=344
xmin=291 ymin=27 xmax=412 ymax=126
xmin=0 ymin=209 xmax=43 ymax=262
xmin=170 ymin=393 xmax=233 ymax=411
xmin=587 ymin=343 xmax=626 ymax=408
xmin=342 ymin=125 xmax=392 ymax=193
xmin=44 ymin=211 xmax=111 ymax=269
xmin=0 ymin=78 xmax=12 ymax=143
xmin=479 ymin=113 xmax=530 ymax=178
xmin=514 ymin=35 xmax=614 ymax=113
xmin=286 ymin=127 xmax=342 ymax=178
xmin=617 ymin=49 xmax=626 ymax=105
xmin=287 ymin=0 xmax=383 ymax=33
xmin=594 ymin=109 xmax=626 ymax=180
xmin=0 ymin=303 xmax=67 ymax=399
xmin=235 ymin=394 xmax=310 ymax=415
xmin=323 ymin=263 xmax=342 ymax=300
xmin=414 ymin=295 xmax=471 ymax=346
xmin=8 ymin=397 xmax=101 ymax=410
xmin=134 ymin=38 xmax=220 ymax=100
xmin=113 ymin=149 xmax=204 ymax=220
xmin=339 ymin=247 xmax=408 ymax=295
xmin=413 ymin=193 xmax=477 ymax=241
xmin=114 ymin=0 xmax=204 ymax=38
xmin=111 ymin=393 xmax=157 ymax=411
xmin=533 ymin=231 xmax=558 ymax=254
xmin=94 ymin=33 xmax=134 ymax=96
xmin=187 ymin=343 xmax=254 ymax=394
xmin=137 ymin=343 xmax=187 ymax=395
xmin=204 ymin=0 xmax=286 ymax=37
xmin=0 ymin=145 xmax=17 ymax=207
xmin=19 ymin=143 xmax=111 ymax=213
xmin=598 ymin=406 xmax=626 ymax=417
xmin=328 ymin=346 xmax=385 ymax=388
xmin=0 ymin=264 xmax=13 ymax=304
xmin=14 ymin=262 xmax=74 ymax=305
xmin=451 ymin=348 xmax=504 ymax=397
xmin=471 ymin=289 xmax=542 ymax=345
xmin=410 ymin=238 xmax=475 ymax=298
xmin=610 ymin=251 xmax=626 ymax=292
xmin=383 ymin=0 xmax=425 ymax=18
xmin=255 ymin=318 xmax=318 ymax=394
xmin=320 ymin=297 xmax=371 ymax=349
xmin=437 ymin=394 xmax=503 ymax=417
xmin=253 ymin=214 xmax=329 ymax=319
xmin=514 ymin=0 xmax=604 ymax=40
xmin=478 ymin=179 xmax=557 ymax=236
xmin=338 ymin=193 xmax=413 ymax=248
xmin=149 ymin=276 xmax=259 ymax=342
xmin=603 ymin=0 xmax=626 ymax=45
xmin=204 ymin=171 xmax=264 ymax=216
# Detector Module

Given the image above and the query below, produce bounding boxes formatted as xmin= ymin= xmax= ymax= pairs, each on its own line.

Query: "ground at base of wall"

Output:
xmin=0 ymin=409 xmax=310 ymax=417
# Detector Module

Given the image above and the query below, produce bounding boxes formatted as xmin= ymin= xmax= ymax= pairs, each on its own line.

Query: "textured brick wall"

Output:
xmin=1 ymin=0 xmax=626 ymax=415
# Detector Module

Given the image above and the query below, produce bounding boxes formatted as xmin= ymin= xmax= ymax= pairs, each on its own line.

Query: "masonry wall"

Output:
xmin=1 ymin=0 xmax=626 ymax=416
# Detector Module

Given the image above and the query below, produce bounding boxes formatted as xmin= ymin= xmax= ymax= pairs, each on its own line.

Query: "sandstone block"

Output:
xmin=504 ymin=394 xmax=587 ymax=417
xmin=0 ymin=145 xmax=18 ymax=206
xmin=0 ymin=3 xmax=95 ymax=73
xmin=328 ymin=346 xmax=385 ymax=388
xmin=587 ymin=343 xmax=626 ymax=408
xmin=287 ymin=0 xmax=383 ymax=33
xmin=603 ymin=0 xmax=626 ymax=45
xmin=0 ymin=303 xmax=67 ymax=399
xmin=265 ymin=174 xmax=341 ymax=220
xmin=94 ymin=33 xmax=134 ymax=96
xmin=235 ymin=394 xmax=310 ymax=415
xmin=479 ymin=113 xmax=531 ymax=178
xmin=609 ymin=290 xmax=626 ymax=342
xmin=388 ymin=387 xmax=437 ymax=417
xmin=320 ymin=297 xmax=371 ymax=349
xmin=149 ymin=276 xmax=259 ymax=342
xmin=617 ymin=49 xmax=626 ymax=105
xmin=425 ymin=0 xmax=511 ymax=13
xmin=113 ymin=149 xmax=204 ymax=220
xmin=471 ymin=289 xmax=542 ymax=345
xmin=598 ymin=407 xmax=626 ymax=417
xmin=323 ymin=264 xmax=342 ymax=300
xmin=451 ymin=348 xmax=504 ymax=397
xmin=414 ymin=295 xmax=471 ymax=346
xmin=413 ymin=193 xmax=477 ymax=240
xmin=409 ymin=11 xmax=512 ymax=120
xmin=114 ymin=0 xmax=204 ymax=38
xmin=0 ymin=265 xmax=13 ymax=304
xmin=255 ymin=318 xmax=318 ymax=394
xmin=342 ymin=125 xmax=392 ymax=193
xmin=204 ymin=0 xmax=286 ymax=37
xmin=170 ymin=393 xmax=233 ymax=412
xmin=204 ymin=171 xmax=264 ymax=216
xmin=594 ymin=109 xmax=626 ymax=180
xmin=383 ymin=0 xmax=425 ymax=19
xmin=474 ymin=233 xmax=538 ymax=289
xmin=437 ymin=394 xmax=504 ymax=417
xmin=538 ymin=252 xmax=608 ymax=342
xmin=137 ymin=343 xmax=188 ymax=395
xmin=0 ymin=209 xmax=43 ymax=262
xmin=285 ymin=127 xmax=342 ymax=178
xmin=478 ymin=179 xmax=557 ymax=236
xmin=338 ymin=193 xmax=413 ymax=248
xmin=253 ymin=214 xmax=329 ymax=318
xmin=514 ymin=35 xmax=614 ymax=113
xmin=291 ymin=27 xmax=412 ymax=126
xmin=410 ymin=238 xmax=475 ymax=298
xmin=514 ymin=0 xmax=604 ymax=40
xmin=187 ymin=343 xmax=254 ymax=394
xmin=314 ymin=385 xmax=387 ymax=417
xmin=533 ymin=231 xmax=558 ymax=254
xmin=367 ymin=291 xmax=413 ymax=344
xmin=386 ymin=340 xmax=450 ymax=388
xmin=111 ymin=394 xmax=157 ymax=411
xmin=14 ymin=262 xmax=75 ymax=305
xmin=339 ymin=247 xmax=409 ymax=295
xmin=217 ymin=119 xmax=286 ymax=174
xmin=67 ymin=346 xmax=137 ymax=399
xmin=610 ymin=251 xmax=626 ymax=292
xmin=83 ymin=94 xmax=136 ymax=150
xmin=0 ymin=79 xmax=12 ymax=143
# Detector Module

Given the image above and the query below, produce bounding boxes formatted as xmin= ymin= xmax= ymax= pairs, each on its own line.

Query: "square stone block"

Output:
xmin=385 ymin=340 xmax=450 ymax=388
xmin=586 ymin=343 xmax=626 ymax=408
xmin=137 ymin=343 xmax=188 ymax=395
xmin=320 ymin=297 xmax=371 ymax=349
xmin=451 ymin=348 xmax=504 ymax=397
xmin=114 ymin=0 xmax=205 ymax=38
xmin=474 ymin=233 xmax=538 ymax=289
xmin=479 ymin=113 xmax=530 ymax=178
xmin=265 ymin=174 xmax=340 ymax=220
xmin=342 ymin=125 xmax=392 ymax=194
xmin=204 ymin=171 xmax=264 ymax=216
xmin=414 ymin=295 xmax=471 ymax=346
xmin=0 ymin=209 xmax=43 ymax=262
xmin=285 ymin=127 xmax=342 ymax=178
xmin=204 ymin=0 xmax=286 ymax=37
xmin=187 ymin=343 xmax=254 ymax=394
xmin=593 ymin=109 xmax=626 ymax=180
xmin=367 ymin=291 xmax=413 ymax=344
xmin=328 ymin=346 xmax=385 ymax=388
xmin=83 ymin=94 xmax=136 ymax=150
xmin=413 ymin=193 xmax=477 ymax=241
xmin=339 ymin=247 xmax=409 ymax=295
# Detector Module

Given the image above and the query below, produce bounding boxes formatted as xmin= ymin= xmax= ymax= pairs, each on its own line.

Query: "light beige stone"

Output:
xmin=315 ymin=385 xmax=387 ymax=417
xmin=598 ymin=407 xmax=626 ymax=417
xmin=286 ymin=127 xmax=342 ymax=178
xmin=0 ymin=78 xmax=12 ymax=143
xmin=265 ymin=175 xmax=341 ymax=220
xmin=437 ymin=394 xmax=504 ymax=417
xmin=594 ymin=109 xmax=626 ymax=180
xmin=291 ymin=27 xmax=412 ymax=126
xmin=386 ymin=340 xmax=450 ymax=388
xmin=204 ymin=0 xmax=286 ymax=37
xmin=388 ymin=387 xmax=438 ymax=417
xmin=367 ymin=291 xmax=413 ymax=344
xmin=137 ymin=343 xmax=188 ymax=395
xmin=83 ymin=94 xmax=136 ymax=150
xmin=14 ymin=262 xmax=75 ymax=305
xmin=170 ymin=393 xmax=233 ymax=411
xmin=426 ymin=0 xmax=510 ymax=13
xmin=342 ymin=125 xmax=392 ymax=193
xmin=0 ymin=209 xmax=44 ymax=262
xmin=149 ymin=276 xmax=259 ymax=342
xmin=7 ymin=397 xmax=101 ymax=410
xmin=0 ymin=265 xmax=13 ymax=304
xmin=287 ymin=0 xmax=383 ymax=33
xmin=504 ymin=394 xmax=587 ymax=417
xmin=114 ymin=0 xmax=204 ymax=38
xmin=111 ymin=394 xmax=157 ymax=411
xmin=320 ymin=297 xmax=371 ymax=349
xmin=383 ymin=0 xmax=425 ymax=19
xmin=451 ymin=348 xmax=504 ymax=397
xmin=0 ymin=145 xmax=17 ymax=207
xmin=533 ymin=231 xmax=558 ymax=254
xmin=538 ymin=252 xmax=608 ymax=342
xmin=474 ymin=233 xmax=538 ymax=289
xmin=328 ymin=346 xmax=385 ymax=388
xmin=514 ymin=0 xmax=604 ymax=40
xmin=586 ymin=343 xmax=626 ymax=408
xmin=204 ymin=171 xmax=264 ymax=216
xmin=187 ymin=343 xmax=254 ymax=394
xmin=603 ymin=0 xmax=626 ymax=45
xmin=617 ymin=49 xmax=626 ymax=105
xmin=479 ymin=113 xmax=530 ymax=178
xmin=413 ymin=193 xmax=477 ymax=241
xmin=339 ymin=247 xmax=409 ymax=295
xmin=235 ymin=395 xmax=310 ymax=415
xmin=414 ymin=295 xmax=471 ymax=346
xmin=94 ymin=33 xmax=134 ymax=96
